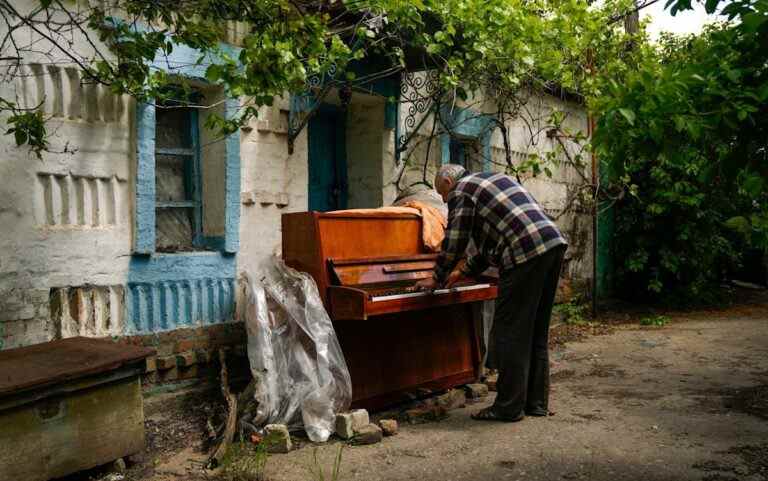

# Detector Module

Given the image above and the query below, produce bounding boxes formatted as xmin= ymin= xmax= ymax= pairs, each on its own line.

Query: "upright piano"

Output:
xmin=282 ymin=210 xmax=497 ymax=409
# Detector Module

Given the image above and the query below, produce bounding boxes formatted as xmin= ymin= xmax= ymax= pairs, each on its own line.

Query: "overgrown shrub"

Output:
xmin=593 ymin=19 xmax=768 ymax=303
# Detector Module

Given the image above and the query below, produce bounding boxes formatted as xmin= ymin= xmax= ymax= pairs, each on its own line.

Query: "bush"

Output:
xmin=593 ymin=22 xmax=768 ymax=304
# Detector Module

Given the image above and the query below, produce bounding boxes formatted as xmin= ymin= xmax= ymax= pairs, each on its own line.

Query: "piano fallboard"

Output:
xmin=326 ymin=254 xmax=498 ymax=320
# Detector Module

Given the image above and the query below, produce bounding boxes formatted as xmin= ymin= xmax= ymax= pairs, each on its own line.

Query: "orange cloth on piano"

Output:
xmin=330 ymin=201 xmax=447 ymax=252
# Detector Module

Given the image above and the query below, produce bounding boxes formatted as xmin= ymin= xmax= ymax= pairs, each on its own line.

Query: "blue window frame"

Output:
xmin=440 ymin=106 xmax=495 ymax=172
xmin=134 ymin=97 xmax=240 ymax=255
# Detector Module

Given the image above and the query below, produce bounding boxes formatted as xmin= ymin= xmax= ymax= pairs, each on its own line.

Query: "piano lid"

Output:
xmin=329 ymin=254 xmax=438 ymax=287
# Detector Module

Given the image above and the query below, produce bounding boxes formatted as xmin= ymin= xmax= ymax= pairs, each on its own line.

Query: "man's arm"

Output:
xmin=461 ymin=254 xmax=490 ymax=278
xmin=434 ymin=193 xmax=476 ymax=284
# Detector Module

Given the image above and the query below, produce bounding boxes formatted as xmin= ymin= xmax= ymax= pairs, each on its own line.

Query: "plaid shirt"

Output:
xmin=434 ymin=172 xmax=567 ymax=282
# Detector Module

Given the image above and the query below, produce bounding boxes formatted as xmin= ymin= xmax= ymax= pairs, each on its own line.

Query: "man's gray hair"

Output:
xmin=436 ymin=164 xmax=467 ymax=184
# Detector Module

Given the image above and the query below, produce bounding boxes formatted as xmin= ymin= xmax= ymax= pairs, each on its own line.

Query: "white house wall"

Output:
xmin=0 ymin=64 xmax=134 ymax=349
xmin=238 ymin=99 xmax=309 ymax=271
xmin=0 ymin=6 xmax=594 ymax=349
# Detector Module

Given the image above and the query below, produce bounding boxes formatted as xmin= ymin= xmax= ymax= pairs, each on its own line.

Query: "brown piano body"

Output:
xmin=282 ymin=211 xmax=497 ymax=409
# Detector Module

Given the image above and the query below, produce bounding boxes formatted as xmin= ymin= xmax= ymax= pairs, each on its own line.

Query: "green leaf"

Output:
xmin=704 ymin=0 xmax=720 ymax=14
xmin=618 ymin=108 xmax=636 ymax=126
xmin=725 ymin=216 xmax=751 ymax=234
xmin=741 ymin=13 xmax=767 ymax=33
xmin=742 ymin=175 xmax=764 ymax=197
xmin=13 ymin=129 xmax=27 ymax=146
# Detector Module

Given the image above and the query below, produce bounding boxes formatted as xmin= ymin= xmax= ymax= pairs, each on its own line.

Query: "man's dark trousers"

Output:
xmin=489 ymin=245 xmax=566 ymax=417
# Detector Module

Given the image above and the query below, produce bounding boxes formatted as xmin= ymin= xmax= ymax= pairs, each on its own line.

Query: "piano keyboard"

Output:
xmin=370 ymin=283 xmax=493 ymax=302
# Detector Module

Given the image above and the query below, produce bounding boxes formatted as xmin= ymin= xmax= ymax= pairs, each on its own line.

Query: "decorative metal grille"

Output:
xmin=396 ymin=70 xmax=440 ymax=157
xmin=287 ymin=62 xmax=342 ymax=153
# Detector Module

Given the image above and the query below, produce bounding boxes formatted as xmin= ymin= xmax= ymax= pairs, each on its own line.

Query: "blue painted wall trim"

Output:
xmin=126 ymin=253 xmax=236 ymax=334
xmin=439 ymin=105 xmax=496 ymax=172
xmin=223 ymin=97 xmax=241 ymax=253
xmin=135 ymin=102 xmax=156 ymax=253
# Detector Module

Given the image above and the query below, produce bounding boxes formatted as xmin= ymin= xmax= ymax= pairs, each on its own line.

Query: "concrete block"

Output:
xmin=335 ymin=413 xmax=355 ymax=439
xmin=264 ymin=424 xmax=292 ymax=453
xmin=404 ymin=405 xmax=448 ymax=424
xmin=335 ymin=409 xmax=370 ymax=439
xmin=350 ymin=409 xmax=370 ymax=432
xmin=351 ymin=424 xmax=382 ymax=445
xmin=378 ymin=419 xmax=398 ymax=436
xmin=464 ymin=383 xmax=489 ymax=399
xmin=436 ymin=389 xmax=467 ymax=410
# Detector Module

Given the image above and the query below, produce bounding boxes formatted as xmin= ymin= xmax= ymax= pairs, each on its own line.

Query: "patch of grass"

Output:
xmin=306 ymin=444 xmax=344 ymax=481
xmin=220 ymin=441 xmax=269 ymax=481
xmin=640 ymin=315 xmax=669 ymax=327
xmin=554 ymin=300 xmax=589 ymax=325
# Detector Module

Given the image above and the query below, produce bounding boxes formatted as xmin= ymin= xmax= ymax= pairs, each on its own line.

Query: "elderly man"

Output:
xmin=416 ymin=164 xmax=567 ymax=422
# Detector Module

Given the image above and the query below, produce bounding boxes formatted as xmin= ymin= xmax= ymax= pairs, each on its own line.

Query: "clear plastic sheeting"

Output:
xmin=481 ymin=300 xmax=496 ymax=370
xmin=241 ymin=256 xmax=352 ymax=442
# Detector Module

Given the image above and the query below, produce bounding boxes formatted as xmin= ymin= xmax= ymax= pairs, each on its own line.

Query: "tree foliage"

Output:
xmin=592 ymin=0 xmax=768 ymax=302
xmin=0 ymin=0 xmax=622 ymax=162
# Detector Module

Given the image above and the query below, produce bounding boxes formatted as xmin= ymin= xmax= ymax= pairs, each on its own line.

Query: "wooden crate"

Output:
xmin=0 ymin=337 xmax=153 ymax=481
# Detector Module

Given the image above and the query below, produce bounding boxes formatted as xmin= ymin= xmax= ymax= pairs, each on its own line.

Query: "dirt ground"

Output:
xmin=115 ymin=292 xmax=768 ymax=481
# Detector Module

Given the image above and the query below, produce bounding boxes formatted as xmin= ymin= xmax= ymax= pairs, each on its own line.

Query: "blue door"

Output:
xmin=308 ymin=105 xmax=348 ymax=212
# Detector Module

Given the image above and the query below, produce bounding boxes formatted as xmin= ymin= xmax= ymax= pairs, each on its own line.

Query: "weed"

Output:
xmin=554 ymin=300 xmax=589 ymax=325
xmin=220 ymin=441 xmax=269 ymax=481
xmin=306 ymin=444 xmax=344 ymax=481
xmin=640 ymin=315 xmax=669 ymax=327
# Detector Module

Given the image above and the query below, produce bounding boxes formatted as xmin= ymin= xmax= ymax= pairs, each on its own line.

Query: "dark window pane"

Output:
xmin=449 ymin=137 xmax=465 ymax=167
xmin=156 ymin=207 xmax=194 ymax=252
xmin=156 ymin=154 xmax=190 ymax=202
xmin=156 ymin=107 xmax=192 ymax=149
xmin=450 ymin=137 xmax=482 ymax=171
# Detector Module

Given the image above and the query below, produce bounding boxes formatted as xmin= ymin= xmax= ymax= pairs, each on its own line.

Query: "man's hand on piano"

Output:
xmin=415 ymin=277 xmax=438 ymax=291
xmin=444 ymin=269 xmax=464 ymax=289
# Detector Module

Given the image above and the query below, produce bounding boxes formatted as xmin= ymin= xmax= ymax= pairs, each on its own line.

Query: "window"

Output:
xmin=154 ymin=102 xmax=202 ymax=252
xmin=134 ymin=90 xmax=240 ymax=255
xmin=449 ymin=136 xmax=483 ymax=171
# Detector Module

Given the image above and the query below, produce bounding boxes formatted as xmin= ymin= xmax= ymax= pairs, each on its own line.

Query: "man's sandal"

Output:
xmin=525 ymin=408 xmax=549 ymax=417
xmin=470 ymin=407 xmax=524 ymax=422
